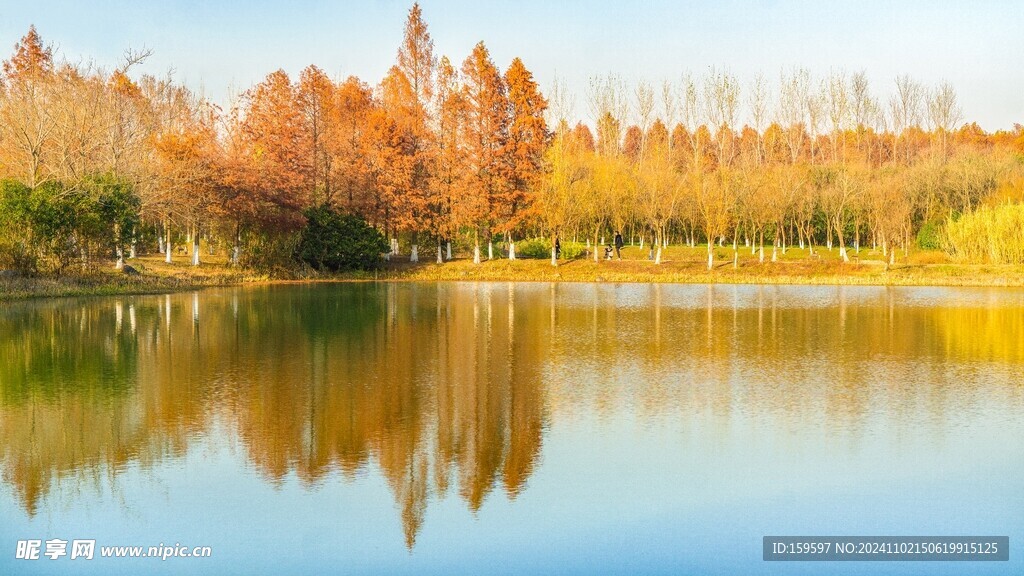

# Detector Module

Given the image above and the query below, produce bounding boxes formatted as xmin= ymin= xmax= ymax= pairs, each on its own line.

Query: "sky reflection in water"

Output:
xmin=1 ymin=283 xmax=1022 ymax=575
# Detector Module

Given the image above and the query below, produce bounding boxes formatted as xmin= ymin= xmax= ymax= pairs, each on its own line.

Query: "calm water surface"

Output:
xmin=1 ymin=283 xmax=1022 ymax=575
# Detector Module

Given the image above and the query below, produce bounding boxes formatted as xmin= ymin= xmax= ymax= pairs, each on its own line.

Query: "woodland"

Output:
xmin=2 ymin=3 xmax=1023 ymax=279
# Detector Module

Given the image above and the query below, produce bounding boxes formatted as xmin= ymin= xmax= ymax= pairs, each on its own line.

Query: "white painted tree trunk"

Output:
xmin=639 ymin=236 xmax=644 ymax=249
xmin=733 ymin=249 xmax=738 ymax=268
xmin=550 ymin=246 xmax=557 ymax=267
xmin=446 ymin=241 xmax=452 ymax=260
xmin=840 ymin=245 xmax=849 ymax=262
xmin=473 ymin=244 xmax=481 ymax=264
xmin=129 ymin=240 xmax=136 ymax=259
xmin=165 ymin=226 xmax=172 ymax=264
xmin=509 ymin=242 xmax=516 ymax=260
xmin=759 ymin=244 xmax=765 ymax=263
xmin=115 ymin=247 xmax=124 ymax=270
xmin=707 ymin=245 xmax=714 ymax=270
xmin=771 ymin=243 xmax=778 ymax=262
xmin=488 ymin=241 xmax=493 ymax=260
xmin=410 ymin=244 xmax=418 ymax=262
xmin=158 ymin=234 xmax=165 ymax=254
xmin=436 ymin=244 xmax=443 ymax=264
xmin=192 ymin=234 xmax=200 ymax=266
xmin=232 ymin=245 xmax=240 ymax=265
xmin=655 ymin=245 xmax=662 ymax=265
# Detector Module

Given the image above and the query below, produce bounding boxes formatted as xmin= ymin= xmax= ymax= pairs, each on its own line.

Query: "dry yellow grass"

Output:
xmin=4 ymin=244 xmax=1024 ymax=302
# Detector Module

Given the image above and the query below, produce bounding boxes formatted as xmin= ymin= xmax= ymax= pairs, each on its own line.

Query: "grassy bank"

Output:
xmin=0 ymin=256 xmax=258 ymax=301
xmin=365 ymin=245 xmax=1024 ymax=287
xmin=4 ymin=245 xmax=1024 ymax=301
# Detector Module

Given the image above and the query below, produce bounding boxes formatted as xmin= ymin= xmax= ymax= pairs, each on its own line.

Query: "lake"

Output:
xmin=1 ymin=282 xmax=1022 ymax=575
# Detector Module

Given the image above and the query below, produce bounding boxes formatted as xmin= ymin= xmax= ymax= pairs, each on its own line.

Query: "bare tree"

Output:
xmin=777 ymin=68 xmax=810 ymax=165
xmin=587 ymin=74 xmax=628 ymax=157
xmin=679 ymin=72 xmax=703 ymax=169
xmin=806 ymin=83 xmax=824 ymax=164
xmin=633 ymin=81 xmax=655 ymax=163
xmin=824 ymin=70 xmax=850 ymax=163
xmin=927 ymin=81 xmax=962 ymax=160
xmin=849 ymin=71 xmax=871 ymax=156
xmin=748 ymin=74 xmax=769 ymax=165
xmin=703 ymin=66 xmax=740 ymax=167
xmin=890 ymin=74 xmax=924 ymax=164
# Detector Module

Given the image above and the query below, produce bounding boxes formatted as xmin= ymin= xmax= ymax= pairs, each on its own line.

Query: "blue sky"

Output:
xmin=1 ymin=0 xmax=1021 ymax=130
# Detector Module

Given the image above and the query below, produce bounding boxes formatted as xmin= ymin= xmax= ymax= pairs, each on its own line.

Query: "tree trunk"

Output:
xmin=446 ymin=241 xmax=452 ymax=261
xmin=192 ymin=229 xmax=201 ymax=266
xmin=165 ymin=221 xmax=172 ymax=264
xmin=113 ymin=224 xmax=124 ymax=268
xmin=509 ymin=241 xmax=516 ymax=260
xmin=707 ymin=242 xmax=714 ymax=270
xmin=410 ymin=244 xmax=419 ymax=262
xmin=436 ymin=242 xmax=443 ymax=264
xmin=488 ymin=241 xmax=494 ymax=261
xmin=837 ymin=225 xmax=849 ymax=263
xmin=231 ymin=223 xmax=241 ymax=266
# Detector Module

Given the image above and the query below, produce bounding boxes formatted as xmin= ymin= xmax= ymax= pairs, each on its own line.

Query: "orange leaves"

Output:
xmin=109 ymin=70 xmax=141 ymax=99
xmin=501 ymin=57 xmax=548 ymax=234
xmin=1 ymin=26 xmax=53 ymax=81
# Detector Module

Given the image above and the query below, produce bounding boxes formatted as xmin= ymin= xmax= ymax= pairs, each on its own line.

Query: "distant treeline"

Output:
xmin=1 ymin=3 xmax=1023 ymax=274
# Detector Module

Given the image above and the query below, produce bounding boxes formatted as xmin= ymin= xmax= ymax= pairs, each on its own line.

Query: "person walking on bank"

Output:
xmin=614 ymin=231 xmax=624 ymax=260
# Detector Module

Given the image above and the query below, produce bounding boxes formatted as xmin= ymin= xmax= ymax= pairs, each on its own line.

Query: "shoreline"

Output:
xmin=4 ymin=250 xmax=1024 ymax=301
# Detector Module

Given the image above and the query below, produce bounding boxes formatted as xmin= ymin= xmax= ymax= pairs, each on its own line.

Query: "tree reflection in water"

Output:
xmin=1 ymin=283 xmax=1022 ymax=547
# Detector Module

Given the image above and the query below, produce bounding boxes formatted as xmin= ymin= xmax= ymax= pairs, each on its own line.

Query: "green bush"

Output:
xmin=0 ymin=179 xmax=36 ymax=273
xmin=515 ymin=238 xmax=551 ymax=259
xmin=0 ymin=175 xmax=142 ymax=273
xmin=241 ymin=230 xmax=302 ymax=275
xmin=296 ymin=206 xmax=388 ymax=272
xmin=916 ymin=220 xmax=943 ymax=250
xmin=513 ymin=237 xmax=585 ymax=260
